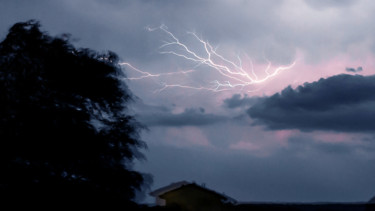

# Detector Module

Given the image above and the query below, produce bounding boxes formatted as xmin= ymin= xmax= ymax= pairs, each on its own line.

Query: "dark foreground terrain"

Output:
xmin=232 ymin=203 xmax=375 ymax=211
xmin=146 ymin=203 xmax=375 ymax=211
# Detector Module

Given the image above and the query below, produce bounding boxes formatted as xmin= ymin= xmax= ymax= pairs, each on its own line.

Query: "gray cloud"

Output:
xmin=2 ymin=0 xmax=373 ymax=67
xmin=304 ymin=0 xmax=356 ymax=9
xmin=223 ymin=94 xmax=259 ymax=109
xmin=287 ymin=135 xmax=373 ymax=155
xmin=133 ymin=101 xmax=227 ymax=127
xmin=137 ymin=139 xmax=375 ymax=203
xmin=345 ymin=66 xmax=363 ymax=73
xmin=248 ymin=74 xmax=375 ymax=132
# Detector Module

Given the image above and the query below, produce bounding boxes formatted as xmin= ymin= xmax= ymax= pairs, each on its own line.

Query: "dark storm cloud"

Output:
xmin=223 ymin=94 xmax=259 ymax=109
xmin=345 ymin=66 xmax=363 ymax=73
xmin=248 ymin=74 xmax=375 ymax=132
xmin=304 ymin=0 xmax=356 ymax=9
xmin=287 ymin=136 xmax=371 ymax=155
xmin=133 ymin=102 xmax=227 ymax=127
xmin=0 ymin=0 xmax=295 ymax=65
xmin=0 ymin=0 xmax=373 ymax=67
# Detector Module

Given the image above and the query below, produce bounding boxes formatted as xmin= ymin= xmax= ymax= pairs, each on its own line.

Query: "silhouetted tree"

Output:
xmin=0 ymin=20 xmax=148 ymax=207
xmin=369 ymin=195 xmax=375 ymax=204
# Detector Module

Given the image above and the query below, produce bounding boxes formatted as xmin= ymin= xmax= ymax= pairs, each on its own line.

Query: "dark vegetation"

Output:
xmin=0 ymin=20 xmax=148 ymax=208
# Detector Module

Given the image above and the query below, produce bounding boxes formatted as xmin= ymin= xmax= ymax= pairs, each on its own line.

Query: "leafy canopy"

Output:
xmin=0 ymin=20 xmax=147 ymax=205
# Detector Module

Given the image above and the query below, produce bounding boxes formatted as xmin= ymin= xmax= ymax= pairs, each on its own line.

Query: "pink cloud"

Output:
xmin=275 ymin=129 xmax=297 ymax=140
xmin=163 ymin=126 xmax=212 ymax=147
xmin=311 ymin=131 xmax=370 ymax=144
xmin=225 ymin=124 xmax=301 ymax=156
xmin=230 ymin=141 xmax=260 ymax=151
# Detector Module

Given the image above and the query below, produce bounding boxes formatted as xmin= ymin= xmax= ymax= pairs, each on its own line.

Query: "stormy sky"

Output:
xmin=2 ymin=0 xmax=375 ymax=203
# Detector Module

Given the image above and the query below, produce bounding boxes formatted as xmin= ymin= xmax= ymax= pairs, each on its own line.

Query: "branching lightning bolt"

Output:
xmin=119 ymin=62 xmax=195 ymax=80
xmin=122 ymin=25 xmax=296 ymax=92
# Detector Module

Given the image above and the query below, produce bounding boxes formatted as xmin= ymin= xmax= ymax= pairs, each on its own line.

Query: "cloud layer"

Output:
xmin=248 ymin=74 xmax=375 ymax=132
xmin=223 ymin=94 xmax=259 ymax=109
xmin=345 ymin=66 xmax=363 ymax=72
xmin=133 ymin=101 xmax=227 ymax=127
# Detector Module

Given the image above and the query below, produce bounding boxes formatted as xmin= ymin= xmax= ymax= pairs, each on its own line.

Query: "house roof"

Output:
xmin=151 ymin=181 xmax=237 ymax=204
xmin=149 ymin=181 xmax=189 ymax=197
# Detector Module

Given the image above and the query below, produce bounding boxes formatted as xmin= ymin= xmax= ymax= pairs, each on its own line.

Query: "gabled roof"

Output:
xmin=151 ymin=181 xmax=237 ymax=204
xmin=150 ymin=181 xmax=189 ymax=197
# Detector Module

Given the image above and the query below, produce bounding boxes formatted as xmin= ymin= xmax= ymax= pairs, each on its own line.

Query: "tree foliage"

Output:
xmin=0 ymin=20 xmax=147 ymax=206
